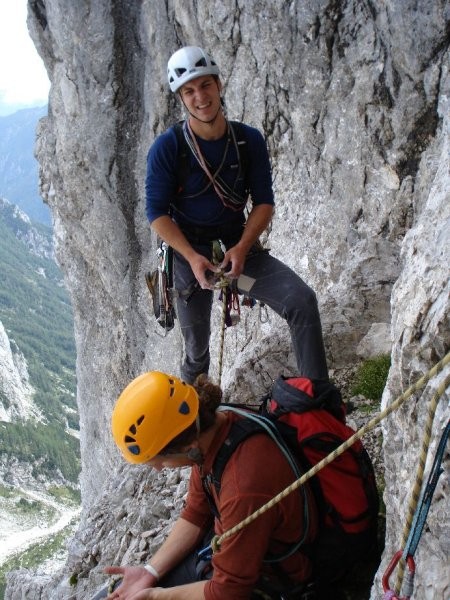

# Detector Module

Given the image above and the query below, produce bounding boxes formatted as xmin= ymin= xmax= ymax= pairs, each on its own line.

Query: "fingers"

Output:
xmin=104 ymin=566 xmax=125 ymax=576
xmin=191 ymin=256 xmax=220 ymax=288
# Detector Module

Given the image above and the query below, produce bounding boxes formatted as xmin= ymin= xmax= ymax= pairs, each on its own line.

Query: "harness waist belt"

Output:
xmin=178 ymin=221 xmax=244 ymax=244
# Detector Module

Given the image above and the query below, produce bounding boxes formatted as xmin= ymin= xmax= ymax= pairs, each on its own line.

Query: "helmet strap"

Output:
xmin=186 ymin=447 xmax=203 ymax=464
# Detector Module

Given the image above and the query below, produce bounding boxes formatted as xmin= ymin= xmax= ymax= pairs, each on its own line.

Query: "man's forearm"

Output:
xmin=150 ymin=215 xmax=197 ymax=263
xmin=236 ymin=203 xmax=273 ymax=254
xmin=147 ymin=517 xmax=204 ymax=581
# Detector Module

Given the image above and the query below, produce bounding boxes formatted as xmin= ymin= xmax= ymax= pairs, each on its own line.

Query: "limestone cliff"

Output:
xmin=6 ymin=0 xmax=449 ymax=598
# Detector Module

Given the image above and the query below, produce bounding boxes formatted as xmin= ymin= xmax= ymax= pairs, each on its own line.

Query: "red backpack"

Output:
xmin=267 ymin=376 xmax=378 ymax=536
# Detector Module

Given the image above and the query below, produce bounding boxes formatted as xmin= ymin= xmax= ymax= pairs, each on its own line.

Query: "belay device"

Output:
xmin=145 ymin=241 xmax=176 ymax=334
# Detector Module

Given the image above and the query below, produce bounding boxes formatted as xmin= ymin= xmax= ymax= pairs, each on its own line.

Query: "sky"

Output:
xmin=0 ymin=1 xmax=50 ymax=116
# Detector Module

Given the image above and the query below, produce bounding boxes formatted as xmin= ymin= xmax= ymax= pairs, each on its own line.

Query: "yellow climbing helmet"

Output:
xmin=111 ymin=371 xmax=199 ymax=464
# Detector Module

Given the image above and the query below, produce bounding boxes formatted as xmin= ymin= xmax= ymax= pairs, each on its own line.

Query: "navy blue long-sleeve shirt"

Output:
xmin=145 ymin=122 xmax=274 ymax=228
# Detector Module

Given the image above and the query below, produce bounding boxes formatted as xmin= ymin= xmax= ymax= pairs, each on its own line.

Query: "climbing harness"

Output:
xmin=209 ymin=352 xmax=450 ymax=564
xmin=382 ymin=419 xmax=450 ymax=599
xmin=145 ymin=234 xmax=262 ymax=383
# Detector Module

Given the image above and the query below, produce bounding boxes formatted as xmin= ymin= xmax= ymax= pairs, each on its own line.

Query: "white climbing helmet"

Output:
xmin=167 ymin=46 xmax=220 ymax=92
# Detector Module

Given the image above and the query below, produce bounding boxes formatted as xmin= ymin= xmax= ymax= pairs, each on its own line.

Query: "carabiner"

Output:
xmin=382 ymin=550 xmax=416 ymax=600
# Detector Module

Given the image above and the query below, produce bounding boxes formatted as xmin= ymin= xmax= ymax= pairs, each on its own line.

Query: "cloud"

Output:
xmin=0 ymin=2 xmax=50 ymax=110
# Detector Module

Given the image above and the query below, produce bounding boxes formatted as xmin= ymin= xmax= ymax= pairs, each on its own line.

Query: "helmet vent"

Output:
xmin=175 ymin=68 xmax=186 ymax=77
xmin=137 ymin=415 xmax=145 ymax=425
xmin=195 ymin=58 xmax=207 ymax=68
xmin=125 ymin=433 xmax=141 ymax=456
xmin=129 ymin=424 xmax=137 ymax=435
xmin=178 ymin=401 xmax=190 ymax=415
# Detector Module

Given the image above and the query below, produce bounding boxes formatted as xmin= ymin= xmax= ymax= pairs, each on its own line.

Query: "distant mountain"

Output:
xmin=0 ymin=107 xmax=50 ymax=225
xmin=0 ymin=198 xmax=79 ymax=483
xmin=0 ymin=199 xmax=79 ymax=594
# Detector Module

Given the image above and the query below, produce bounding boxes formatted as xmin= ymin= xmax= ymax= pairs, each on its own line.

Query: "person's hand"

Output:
xmin=219 ymin=245 xmax=247 ymax=279
xmin=189 ymin=253 xmax=221 ymax=289
xmin=104 ymin=565 xmax=156 ymax=599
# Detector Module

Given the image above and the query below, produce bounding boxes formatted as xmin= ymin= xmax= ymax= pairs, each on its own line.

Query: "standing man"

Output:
xmin=146 ymin=46 xmax=328 ymax=384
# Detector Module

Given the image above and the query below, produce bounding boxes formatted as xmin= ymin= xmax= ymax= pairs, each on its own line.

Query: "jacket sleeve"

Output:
xmin=245 ymin=126 xmax=275 ymax=207
xmin=180 ymin=466 xmax=215 ymax=532
xmin=145 ymin=128 xmax=178 ymax=223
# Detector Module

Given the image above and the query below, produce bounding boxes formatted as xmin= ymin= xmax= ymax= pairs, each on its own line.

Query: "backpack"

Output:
xmin=205 ymin=377 xmax=379 ymax=585
xmin=173 ymin=120 xmax=250 ymax=193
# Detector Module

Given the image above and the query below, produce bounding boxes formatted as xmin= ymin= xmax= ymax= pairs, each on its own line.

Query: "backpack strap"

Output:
xmin=229 ymin=120 xmax=250 ymax=190
xmin=202 ymin=406 xmax=311 ymax=563
xmin=173 ymin=121 xmax=190 ymax=192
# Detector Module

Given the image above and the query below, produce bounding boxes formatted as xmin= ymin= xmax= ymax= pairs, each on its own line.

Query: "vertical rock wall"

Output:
xmin=6 ymin=0 xmax=447 ymax=597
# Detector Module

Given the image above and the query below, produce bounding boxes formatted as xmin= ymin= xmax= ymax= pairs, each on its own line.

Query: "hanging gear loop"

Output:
xmin=210 ymin=352 xmax=450 ymax=554
xmin=145 ymin=241 xmax=176 ymax=336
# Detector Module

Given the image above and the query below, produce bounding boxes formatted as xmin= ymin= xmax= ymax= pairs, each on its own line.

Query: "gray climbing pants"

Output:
xmin=174 ymin=240 xmax=329 ymax=384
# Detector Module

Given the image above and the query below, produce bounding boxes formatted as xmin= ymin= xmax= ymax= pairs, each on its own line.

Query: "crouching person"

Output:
xmin=99 ymin=371 xmax=317 ymax=600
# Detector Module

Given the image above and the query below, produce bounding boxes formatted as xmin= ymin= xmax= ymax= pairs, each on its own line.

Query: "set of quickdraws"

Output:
xmin=145 ymin=241 xmax=176 ymax=336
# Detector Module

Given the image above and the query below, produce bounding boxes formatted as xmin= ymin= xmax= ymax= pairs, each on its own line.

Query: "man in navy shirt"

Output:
xmin=146 ymin=46 xmax=328 ymax=384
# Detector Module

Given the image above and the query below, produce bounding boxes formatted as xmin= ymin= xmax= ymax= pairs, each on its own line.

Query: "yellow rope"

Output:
xmin=394 ymin=368 xmax=450 ymax=595
xmin=211 ymin=351 xmax=450 ymax=554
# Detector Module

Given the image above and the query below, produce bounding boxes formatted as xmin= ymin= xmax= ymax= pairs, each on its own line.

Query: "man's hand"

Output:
xmin=219 ymin=244 xmax=248 ymax=279
xmin=189 ymin=254 xmax=221 ymax=290
xmin=104 ymin=565 xmax=156 ymax=599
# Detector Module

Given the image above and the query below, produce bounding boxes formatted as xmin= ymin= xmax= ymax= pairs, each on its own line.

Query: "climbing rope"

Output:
xmin=392 ymin=366 xmax=450 ymax=596
xmin=211 ymin=240 xmax=230 ymax=388
xmin=390 ymin=412 xmax=450 ymax=597
xmin=382 ymin=420 xmax=450 ymax=599
xmin=210 ymin=351 xmax=450 ymax=554
xmin=217 ymin=281 xmax=229 ymax=387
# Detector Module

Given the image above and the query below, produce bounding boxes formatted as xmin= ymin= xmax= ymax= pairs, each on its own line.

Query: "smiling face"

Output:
xmin=179 ymin=74 xmax=223 ymax=125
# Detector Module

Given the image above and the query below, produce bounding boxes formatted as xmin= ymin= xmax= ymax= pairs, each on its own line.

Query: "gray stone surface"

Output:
xmin=5 ymin=1 xmax=449 ymax=598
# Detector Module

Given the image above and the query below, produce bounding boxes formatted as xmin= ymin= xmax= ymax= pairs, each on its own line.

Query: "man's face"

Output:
xmin=179 ymin=75 xmax=222 ymax=122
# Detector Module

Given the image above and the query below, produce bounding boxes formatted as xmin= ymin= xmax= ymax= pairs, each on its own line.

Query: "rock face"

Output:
xmin=6 ymin=0 xmax=448 ymax=598
xmin=0 ymin=320 xmax=38 ymax=422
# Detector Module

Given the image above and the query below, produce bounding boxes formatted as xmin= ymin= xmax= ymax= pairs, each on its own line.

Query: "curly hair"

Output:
xmin=160 ymin=374 xmax=222 ymax=452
